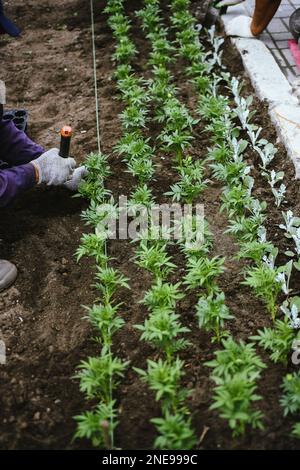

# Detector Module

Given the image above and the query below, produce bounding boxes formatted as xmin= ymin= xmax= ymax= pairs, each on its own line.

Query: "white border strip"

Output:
xmin=222 ymin=4 xmax=300 ymax=178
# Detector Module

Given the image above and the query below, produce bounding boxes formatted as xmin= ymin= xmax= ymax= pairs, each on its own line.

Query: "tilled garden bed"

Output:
xmin=0 ymin=0 xmax=299 ymax=450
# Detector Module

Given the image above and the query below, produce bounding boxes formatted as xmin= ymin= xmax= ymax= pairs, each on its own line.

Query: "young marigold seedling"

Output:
xmin=179 ymin=221 xmax=213 ymax=260
xmin=76 ymin=353 xmax=129 ymax=402
xmin=171 ymin=0 xmax=192 ymax=12
xmin=76 ymin=233 xmax=108 ymax=267
xmin=136 ymin=4 xmax=162 ymax=31
xmin=280 ymin=371 xmax=300 ymax=416
xmin=94 ymin=267 xmax=130 ymax=304
xmin=134 ymin=357 xmax=190 ymax=413
xmin=243 ymin=263 xmax=282 ymax=320
xmin=196 ymin=291 xmax=233 ymax=342
xmin=148 ymin=37 xmax=176 ymax=66
xmin=119 ymin=83 xmax=149 ymax=107
xmin=184 ymin=256 xmax=225 ymax=294
xmin=119 ymin=104 xmax=148 ymax=130
xmin=191 ymin=73 xmax=211 ymax=94
xmin=104 ymin=0 xmax=124 ymax=16
xmin=110 ymin=20 xmax=130 ymax=39
xmin=112 ymin=38 xmax=137 ymax=63
xmin=210 ymin=371 xmax=264 ymax=437
xmin=81 ymin=198 xmax=117 ymax=229
xmin=236 ymin=240 xmax=274 ymax=266
xmin=198 ymin=93 xmax=229 ymax=121
xmin=211 ymin=159 xmax=251 ymax=186
xmin=152 ymin=64 xmax=173 ymax=83
xmin=157 ymin=98 xmax=198 ymax=131
xmin=187 ymin=57 xmax=211 ymax=78
xmin=117 ymin=75 xmax=143 ymax=98
xmin=142 ymin=280 xmax=184 ymax=311
xmin=226 ymin=214 xmax=266 ymax=243
xmin=83 ymin=303 xmax=125 ymax=352
xmin=83 ymin=152 xmax=111 ymax=180
xmin=165 ymin=174 xmax=207 ymax=203
xmin=171 ymin=10 xmax=195 ymax=30
xmin=114 ymin=63 xmax=133 ymax=81
xmin=126 ymin=155 xmax=156 ymax=183
xmin=160 ymin=130 xmax=194 ymax=166
xmin=206 ymin=114 xmax=237 ymax=145
xmin=251 ymin=318 xmax=300 ymax=365
xmin=292 ymin=423 xmax=300 ymax=439
xmin=78 ymin=152 xmax=111 ymax=202
xmin=134 ymin=241 xmax=176 ymax=280
xmin=135 ymin=308 xmax=190 ymax=359
xmin=221 ymin=184 xmax=253 ymax=218
xmin=128 ymin=184 xmax=155 ymax=212
xmin=180 ymin=42 xmax=202 ymax=62
xmin=208 ymin=142 xmax=232 ymax=164
xmin=132 ymin=225 xmax=174 ymax=250
xmin=151 ymin=413 xmax=196 ymax=450
xmin=74 ymin=401 xmax=117 ymax=448
xmin=78 ymin=182 xmax=112 ymax=204
xmin=176 ymin=27 xmax=200 ymax=50
xmin=107 ymin=12 xmax=128 ymax=31
xmin=205 ymin=337 xmax=266 ymax=381
xmin=115 ymin=132 xmax=153 ymax=160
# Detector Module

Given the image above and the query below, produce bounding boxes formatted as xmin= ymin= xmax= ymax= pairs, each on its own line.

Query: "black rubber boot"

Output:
xmin=0 ymin=260 xmax=17 ymax=292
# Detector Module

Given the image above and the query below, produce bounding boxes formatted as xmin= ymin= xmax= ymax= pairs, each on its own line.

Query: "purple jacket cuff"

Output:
xmin=0 ymin=118 xmax=44 ymax=206
xmin=0 ymin=119 xmax=44 ymax=165
xmin=0 ymin=163 xmax=36 ymax=207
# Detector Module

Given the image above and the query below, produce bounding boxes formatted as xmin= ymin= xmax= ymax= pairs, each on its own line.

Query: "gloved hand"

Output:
xmin=216 ymin=0 xmax=244 ymax=7
xmin=64 ymin=166 xmax=88 ymax=191
xmin=31 ymin=148 xmax=76 ymax=186
xmin=225 ymin=15 xmax=254 ymax=37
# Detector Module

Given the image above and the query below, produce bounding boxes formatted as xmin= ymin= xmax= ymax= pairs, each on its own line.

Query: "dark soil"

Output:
xmin=0 ymin=0 xmax=299 ymax=450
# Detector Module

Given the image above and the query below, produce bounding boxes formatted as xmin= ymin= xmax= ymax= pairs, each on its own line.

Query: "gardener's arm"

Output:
xmin=0 ymin=164 xmax=36 ymax=207
xmin=0 ymin=118 xmax=44 ymax=165
xmin=0 ymin=120 xmax=87 ymax=206
xmin=0 ymin=118 xmax=41 ymax=207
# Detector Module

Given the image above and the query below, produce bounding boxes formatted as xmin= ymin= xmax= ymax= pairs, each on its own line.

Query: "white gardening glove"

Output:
xmin=64 ymin=166 xmax=88 ymax=191
xmin=216 ymin=0 xmax=245 ymax=7
xmin=225 ymin=15 xmax=254 ymax=37
xmin=31 ymin=148 xmax=76 ymax=186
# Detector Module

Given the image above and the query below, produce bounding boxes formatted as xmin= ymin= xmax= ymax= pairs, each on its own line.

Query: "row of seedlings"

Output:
xmin=106 ymin=0 xmax=196 ymax=449
xmin=74 ymin=157 xmax=129 ymax=447
xmin=72 ymin=0 xmax=139 ymax=449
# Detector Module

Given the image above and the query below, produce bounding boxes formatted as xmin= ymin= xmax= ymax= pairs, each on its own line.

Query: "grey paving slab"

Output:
xmin=267 ymin=18 xmax=289 ymax=33
xmin=275 ymin=40 xmax=290 ymax=49
xmin=244 ymin=0 xmax=300 ymax=82
xmin=282 ymin=47 xmax=296 ymax=63
xmin=260 ymin=33 xmax=276 ymax=48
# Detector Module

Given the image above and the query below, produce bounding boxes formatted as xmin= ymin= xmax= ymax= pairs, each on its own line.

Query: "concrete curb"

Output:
xmin=221 ymin=4 xmax=300 ymax=178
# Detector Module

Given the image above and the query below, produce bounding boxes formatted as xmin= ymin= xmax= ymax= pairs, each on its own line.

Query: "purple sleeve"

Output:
xmin=0 ymin=119 xmax=44 ymax=165
xmin=0 ymin=119 xmax=44 ymax=206
xmin=0 ymin=163 xmax=36 ymax=207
